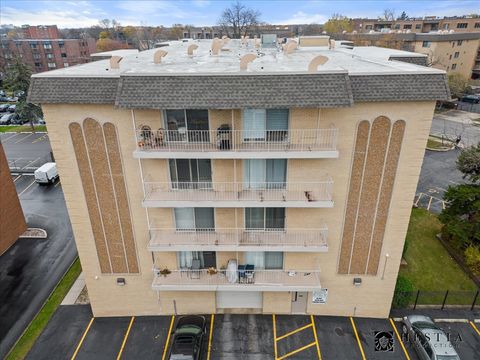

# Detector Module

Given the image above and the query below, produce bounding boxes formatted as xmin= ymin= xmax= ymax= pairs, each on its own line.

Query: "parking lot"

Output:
xmin=26 ymin=305 xmax=480 ymax=359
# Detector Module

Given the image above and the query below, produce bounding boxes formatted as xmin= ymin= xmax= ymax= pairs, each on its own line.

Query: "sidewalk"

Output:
xmin=390 ymin=307 xmax=480 ymax=322
xmin=61 ymin=272 xmax=85 ymax=305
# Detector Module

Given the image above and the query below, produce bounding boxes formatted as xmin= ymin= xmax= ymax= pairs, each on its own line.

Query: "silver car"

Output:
xmin=402 ymin=315 xmax=461 ymax=360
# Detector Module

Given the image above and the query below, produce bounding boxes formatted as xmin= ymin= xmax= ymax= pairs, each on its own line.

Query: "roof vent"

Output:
xmin=328 ymin=39 xmax=336 ymax=50
xmin=308 ymin=55 xmax=329 ymax=72
xmin=187 ymin=44 xmax=198 ymax=56
xmin=240 ymin=53 xmax=256 ymax=71
xmin=109 ymin=56 xmax=122 ymax=69
xmin=211 ymin=38 xmax=223 ymax=55
xmin=154 ymin=50 xmax=168 ymax=64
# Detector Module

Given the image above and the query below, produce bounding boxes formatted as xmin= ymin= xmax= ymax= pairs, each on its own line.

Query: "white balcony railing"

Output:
xmin=152 ymin=269 xmax=321 ymax=291
xmin=135 ymin=129 xmax=338 ymax=153
xmin=148 ymin=228 xmax=328 ymax=251
xmin=143 ymin=181 xmax=333 ymax=207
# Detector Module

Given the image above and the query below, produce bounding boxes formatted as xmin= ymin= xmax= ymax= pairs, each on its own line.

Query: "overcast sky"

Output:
xmin=1 ymin=0 xmax=479 ymax=28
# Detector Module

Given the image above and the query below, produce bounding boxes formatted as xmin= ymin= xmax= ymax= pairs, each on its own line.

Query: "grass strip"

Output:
xmin=0 ymin=125 xmax=47 ymax=133
xmin=6 ymin=258 xmax=82 ymax=360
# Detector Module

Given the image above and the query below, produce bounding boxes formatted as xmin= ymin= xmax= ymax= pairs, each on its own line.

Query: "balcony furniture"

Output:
xmin=245 ymin=264 xmax=255 ymax=284
xmin=238 ymin=265 xmax=246 ymax=283
xmin=226 ymin=259 xmax=238 ymax=284
xmin=217 ymin=124 xmax=231 ymax=150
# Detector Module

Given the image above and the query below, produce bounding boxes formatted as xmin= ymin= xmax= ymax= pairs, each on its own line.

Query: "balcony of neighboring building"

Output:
xmin=151 ymin=268 xmax=321 ymax=291
xmin=133 ymin=109 xmax=338 ymax=159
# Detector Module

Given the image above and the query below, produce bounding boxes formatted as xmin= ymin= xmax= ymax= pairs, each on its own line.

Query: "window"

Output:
xmin=456 ymin=23 xmax=468 ymax=29
xmin=244 ymin=159 xmax=287 ymax=189
xmin=34 ymin=62 xmax=41 ymax=67
xmin=452 ymin=64 xmax=457 ymax=70
xmin=63 ymin=63 xmax=69 ymax=67
xmin=403 ymin=24 xmax=412 ymax=29
xmin=449 ymin=54 xmax=452 ymax=60
xmin=43 ymin=41 xmax=52 ymax=49
xmin=475 ymin=22 xmax=480 ymax=29
xmin=58 ymin=42 xmax=64 ymax=48
xmin=61 ymin=53 xmax=67 ymax=58
xmin=243 ymin=108 xmax=289 ymax=141
xmin=457 ymin=40 xmax=463 ymax=46
xmin=422 ymin=41 xmax=431 ymax=48
xmin=33 ymin=53 xmax=41 ymax=60
xmin=174 ymin=208 xmax=214 ymax=230
xmin=443 ymin=23 xmax=450 ymax=30
xmin=169 ymin=159 xmax=212 ymax=187
xmin=454 ymin=52 xmax=460 ymax=58
xmin=164 ymin=109 xmax=209 ymax=142
xmin=46 ymin=53 xmax=53 ymax=59
xmin=245 ymin=252 xmax=283 ymax=269
xmin=365 ymin=25 xmax=373 ymax=30
xmin=415 ymin=24 xmax=421 ymax=29
xmin=47 ymin=62 xmax=56 ymax=68
xmin=394 ymin=24 xmax=400 ymax=30
xmin=30 ymin=43 xmax=37 ymax=49
xmin=245 ymin=208 xmax=285 ymax=230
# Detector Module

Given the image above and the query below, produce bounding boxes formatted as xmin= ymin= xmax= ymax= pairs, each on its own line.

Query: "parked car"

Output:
xmin=167 ymin=315 xmax=206 ymax=360
xmin=0 ymin=96 xmax=10 ymax=102
xmin=461 ymin=95 xmax=480 ymax=104
xmin=7 ymin=96 xmax=18 ymax=102
xmin=0 ymin=113 xmax=19 ymax=125
xmin=7 ymin=104 xmax=16 ymax=113
xmin=0 ymin=104 xmax=10 ymax=112
xmin=11 ymin=116 xmax=28 ymax=125
xmin=402 ymin=315 xmax=461 ymax=360
xmin=0 ymin=90 xmax=6 ymax=97
xmin=34 ymin=163 xmax=59 ymax=184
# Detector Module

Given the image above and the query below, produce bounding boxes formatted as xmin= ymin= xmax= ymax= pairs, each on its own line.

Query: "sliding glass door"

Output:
xmin=169 ymin=159 xmax=212 ymax=189
xmin=164 ymin=109 xmax=209 ymax=142
xmin=245 ymin=208 xmax=285 ymax=231
xmin=244 ymin=252 xmax=283 ymax=269
xmin=244 ymin=159 xmax=286 ymax=189
xmin=243 ymin=108 xmax=288 ymax=141
xmin=174 ymin=208 xmax=215 ymax=231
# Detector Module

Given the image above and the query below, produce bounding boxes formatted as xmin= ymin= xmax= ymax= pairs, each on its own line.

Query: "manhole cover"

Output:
xmin=334 ymin=327 xmax=344 ymax=336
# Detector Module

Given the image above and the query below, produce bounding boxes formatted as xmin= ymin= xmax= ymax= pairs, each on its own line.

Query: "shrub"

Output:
xmin=392 ymin=275 xmax=414 ymax=308
xmin=465 ymin=245 xmax=480 ymax=276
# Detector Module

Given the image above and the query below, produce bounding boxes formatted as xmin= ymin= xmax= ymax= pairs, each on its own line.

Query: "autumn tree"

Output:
xmin=96 ymin=38 xmax=129 ymax=52
xmin=448 ymin=73 xmax=469 ymax=99
xmin=218 ymin=1 xmax=261 ymax=38
xmin=457 ymin=143 xmax=480 ymax=183
xmin=323 ymin=14 xmax=353 ymax=34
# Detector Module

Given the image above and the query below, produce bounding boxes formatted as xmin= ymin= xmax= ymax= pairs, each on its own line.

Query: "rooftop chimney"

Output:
xmin=154 ymin=50 xmax=168 ymax=64
xmin=240 ymin=53 xmax=256 ymax=71
xmin=308 ymin=55 xmax=329 ymax=72
xmin=109 ymin=56 xmax=122 ymax=69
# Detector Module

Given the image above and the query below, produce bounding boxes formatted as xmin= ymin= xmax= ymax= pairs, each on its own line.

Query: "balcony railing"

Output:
xmin=152 ymin=269 xmax=321 ymax=291
xmin=143 ymin=181 xmax=334 ymax=207
xmin=148 ymin=228 xmax=328 ymax=251
xmin=135 ymin=129 xmax=338 ymax=153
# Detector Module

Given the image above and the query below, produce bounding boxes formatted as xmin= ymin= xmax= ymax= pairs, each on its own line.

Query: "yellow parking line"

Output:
xmin=389 ymin=318 xmax=410 ymax=360
xmin=350 ymin=317 xmax=367 ymax=360
xmin=162 ymin=315 xmax=175 ymax=360
xmin=276 ymin=323 xmax=313 ymax=341
xmin=207 ymin=314 xmax=214 ymax=360
xmin=469 ymin=321 xmax=480 ymax=336
xmin=70 ymin=317 xmax=94 ymax=360
xmin=277 ymin=342 xmax=316 ymax=360
xmin=272 ymin=315 xmax=278 ymax=360
xmin=32 ymin=134 xmax=47 ymax=143
xmin=116 ymin=316 xmax=135 ymax=360
xmin=310 ymin=316 xmax=322 ymax=360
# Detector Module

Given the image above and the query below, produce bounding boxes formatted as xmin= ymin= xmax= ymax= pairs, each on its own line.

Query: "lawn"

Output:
xmin=399 ymin=208 xmax=477 ymax=292
xmin=0 ymin=125 xmax=47 ymax=133
xmin=6 ymin=258 xmax=81 ymax=360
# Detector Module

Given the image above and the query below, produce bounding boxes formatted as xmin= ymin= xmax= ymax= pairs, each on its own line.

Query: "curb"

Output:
xmin=392 ymin=317 xmax=476 ymax=323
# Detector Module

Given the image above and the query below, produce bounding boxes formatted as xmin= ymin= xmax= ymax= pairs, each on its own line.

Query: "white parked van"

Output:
xmin=34 ymin=162 xmax=59 ymax=185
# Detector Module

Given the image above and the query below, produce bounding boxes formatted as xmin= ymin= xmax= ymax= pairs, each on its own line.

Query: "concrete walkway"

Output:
xmin=61 ymin=272 xmax=85 ymax=305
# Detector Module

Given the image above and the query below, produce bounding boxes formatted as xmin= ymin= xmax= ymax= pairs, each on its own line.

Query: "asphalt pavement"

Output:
xmin=0 ymin=131 xmax=77 ymax=358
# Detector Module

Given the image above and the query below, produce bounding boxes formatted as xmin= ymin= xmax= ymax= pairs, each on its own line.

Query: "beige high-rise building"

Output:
xmin=28 ymin=38 xmax=449 ymax=318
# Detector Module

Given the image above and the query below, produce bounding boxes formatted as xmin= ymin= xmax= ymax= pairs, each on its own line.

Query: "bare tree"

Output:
xmin=218 ymin=1 xmax=261 ymax=38
xmin=382 ymin=8 xmax=395 ymax=21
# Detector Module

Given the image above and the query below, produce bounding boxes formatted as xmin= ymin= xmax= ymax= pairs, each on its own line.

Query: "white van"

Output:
xmin=34 ymin=162 xmax=59 ymax=185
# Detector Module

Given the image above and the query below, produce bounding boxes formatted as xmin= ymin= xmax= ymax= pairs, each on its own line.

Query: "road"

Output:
xmin=0 ymin=131 xmax=77 ymax=358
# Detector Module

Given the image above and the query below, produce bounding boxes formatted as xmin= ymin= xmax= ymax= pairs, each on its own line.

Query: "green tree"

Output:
xmin=3 ymin=56 xmax=43 ymax=131
xmin=323 ymin=14 xmax=353 ymax=34
xmin=448 ymin=73 xmax=468 ymax=99
xmin=457 ymin=143 xmax=480 ymax=183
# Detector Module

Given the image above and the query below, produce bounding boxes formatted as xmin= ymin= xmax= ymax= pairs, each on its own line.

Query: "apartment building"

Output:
xmin=341 ymin=32 xmax=480 ymax=79
xmin=28 ymin=37 xmax=449 ymax=318
xmin=0 ymin=25 xmax=96 ymax=73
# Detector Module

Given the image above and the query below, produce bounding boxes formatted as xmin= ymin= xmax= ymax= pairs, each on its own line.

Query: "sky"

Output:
xmin=1 ymin=0 xmax=479 ymax=28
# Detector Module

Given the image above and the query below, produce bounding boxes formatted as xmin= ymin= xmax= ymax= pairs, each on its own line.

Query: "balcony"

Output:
xmin=152 ymin=269 xmax=321 ymax=291
xmin=148 ymin=228 xmax=328 ymax=252
xmin=143 ymin=181 xmax=334 ymax=208
xmin=133 ymin=129 xmax=338 ymax=159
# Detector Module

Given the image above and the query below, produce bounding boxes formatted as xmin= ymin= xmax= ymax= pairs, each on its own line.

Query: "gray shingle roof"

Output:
xmin=115 ymin=74 xmax=354 ymax=109
xmin=350 ymin=73 xmax=450 ymax=102
xmin=389 ymin=56 xmax=428 ymax=67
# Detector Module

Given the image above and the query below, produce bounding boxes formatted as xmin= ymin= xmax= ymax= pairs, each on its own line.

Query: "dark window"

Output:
xmin=34 ymin=62 xmax=41 ymax=67
xmin=457 ymin=40 xmax=463 ymax=46
xmin=403 ymin=24 xmax=412 ymax=29
xmin=415 ymin=24 xmax=421 ymax=29
xmin=30 ymin=43 xmax=37 ymax=49
xmin=454 ymin=52 xmax=460 ymax=58
xmin=59 ymin=42 xmax=65 ymax=48
xmin=394 ymin=24 xmax=400 ymax=30
xmin=475 ymin=22 xmax=480 ymax=28
xmin=452 ymin=64 xmax=457 ymax=70
xmin=61 ymin=53 xmax=67 ymax=58
xmin=422 ymin=41 xmax=431 ymax=48
xmin=457 ymin=23 xmax=468 ymax=29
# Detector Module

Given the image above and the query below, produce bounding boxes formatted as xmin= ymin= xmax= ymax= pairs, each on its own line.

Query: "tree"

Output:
xmin=96 ymin=38 xmax=130 ymax=52
xmin=382 ymin=8 xmax=395 ymax=21
xmin=398 ymin=11 xmax=408 ymax=20
xmin=3 ymin=56 xmax=43 ymax=131
xmin=169 ymin=25 xmax=184 ymax=40
xmin=218 ymin=1 xmax=261 ymax=38
xmin=448 ymin=73 xmax=469 ymax=99
xmin=323 ymin=14 xmax=353 ymax=34
xmin=457 ymin=143 xmax=480 ymax=183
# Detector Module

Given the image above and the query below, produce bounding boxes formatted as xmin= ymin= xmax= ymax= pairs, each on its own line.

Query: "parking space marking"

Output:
xmin=18 ymin=179 xmax=36 ymax=196
xmin=13 ymin=175 xmax=22 ymax=182
xmin=350 ymin=317 xmax=367 ymax=360
xmin=276 ymin=323 xmax=313 ymax=341
xmin=14 ymin=133 xmax=34 ymax=143
xmin=414 ymin=193 xmax=422 ymax=206
xmin=389 ymin=318 xmax=411 ymax=360
xmin=3 ymin=132 xmax=21 ymax=142
xmin=55 ymin=180 xmax=61 ymax=187
xmin=162 ymin=315 xmax=175 ymax=360
xmin=469 ymin=321 xmax=480 ymax=336
xmin=32 ymin=134 xmax=48 ymax=143
xmin=21 ymin=156 xmax=41 ymax=170
xmin=310 ymin=315 xmax=322 ymax=360
xmin=272 ymin=314 xmax=278 ymax=360
xmin=278 ymin=342 xmax=316 ymax=360
xmin=207 ymin=314 xmax=214 ymax=360
xmin=70 ymin=317 xmax=95 ymax=360
xmin=116 ymin=316 xmax=135 ymax=360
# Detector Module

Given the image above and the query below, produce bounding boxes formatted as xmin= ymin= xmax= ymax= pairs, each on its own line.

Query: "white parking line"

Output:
xmin=18 ymin=179 xmax=36 ymax=197
xmin=3 ymin=133 xmax=21 ymax=142
xmin=54 ymin=180 xmax=61 ymax=187
xmin=13 ymin=175 xmax=22 ymax=182
xmin=14 ymin=133 xmax=34 ymax=144
xmin=21 ymin=157 xmax=41 ymax=170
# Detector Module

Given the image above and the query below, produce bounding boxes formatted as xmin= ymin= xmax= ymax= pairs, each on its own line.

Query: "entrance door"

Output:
xmin=291 ymin=292 xmax=308 ymax=314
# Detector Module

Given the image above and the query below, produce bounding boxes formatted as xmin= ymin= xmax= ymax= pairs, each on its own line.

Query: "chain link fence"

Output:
xmin=392 ymin=290 xmax=480 ymax=310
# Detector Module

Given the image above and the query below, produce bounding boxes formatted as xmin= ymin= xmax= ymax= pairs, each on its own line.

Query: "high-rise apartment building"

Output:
xmin=28 ymin=37 xmax=449 ymax=318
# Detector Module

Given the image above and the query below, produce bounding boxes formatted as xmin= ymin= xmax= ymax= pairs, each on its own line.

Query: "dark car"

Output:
xmin=7 ymin=104 xmax=16 ymax=113
xmin=11 ymin=115 xmax=27 ymax=125
xmin=0 ymin=104 xmax=10 ymax=112
xmin=461 ymin=95 xmax=480 ymax=104
xmin=0 ymin=113 xmax=19 ymax=125
xmin=168 ymin=315 xmax=206 ymax=360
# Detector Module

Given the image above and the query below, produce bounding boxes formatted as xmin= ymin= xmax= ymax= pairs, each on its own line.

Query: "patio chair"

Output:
xmin=238 ymin=264 xmax=246 ymax=283
xmin=189 ymin=259 xmax=201 ymax=279
xmin=245 ymin=264 xmax=255 ymax=284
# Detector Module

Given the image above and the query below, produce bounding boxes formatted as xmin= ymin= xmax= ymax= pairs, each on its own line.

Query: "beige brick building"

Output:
xmin=28 ymin=38 xmax=449 ymax=318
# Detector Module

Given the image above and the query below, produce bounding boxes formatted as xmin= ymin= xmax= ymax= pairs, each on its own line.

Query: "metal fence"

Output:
xmin=392 ymin=290 xmax=480 ymax=310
